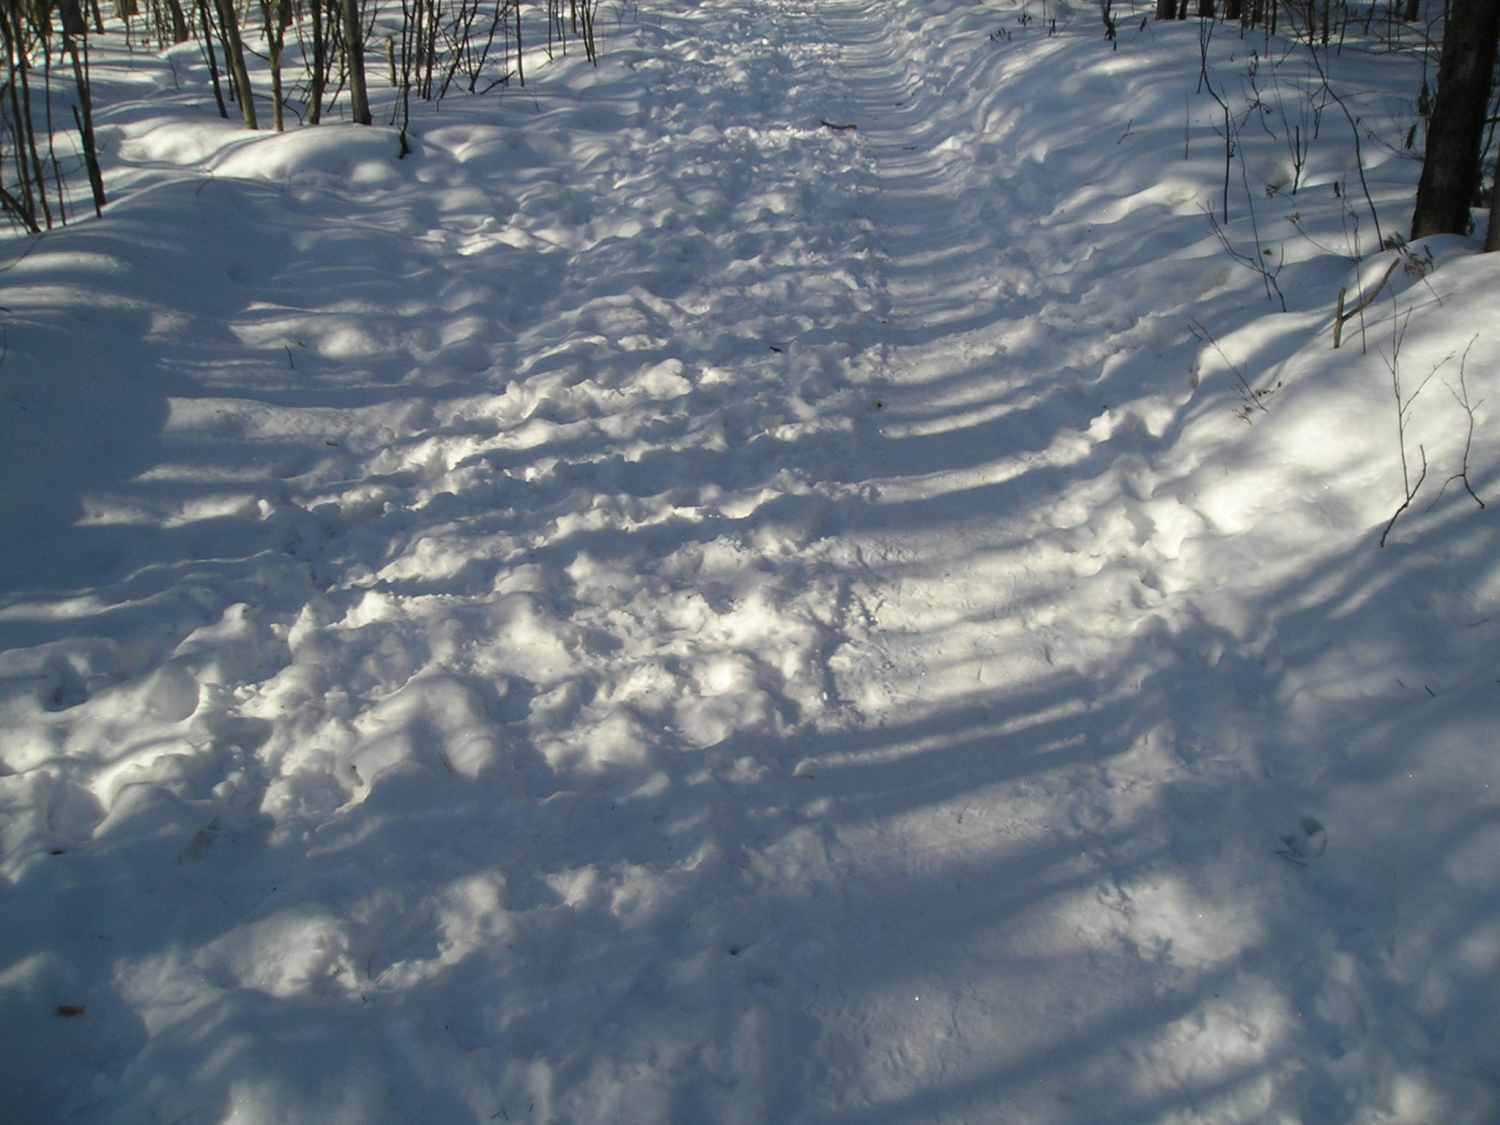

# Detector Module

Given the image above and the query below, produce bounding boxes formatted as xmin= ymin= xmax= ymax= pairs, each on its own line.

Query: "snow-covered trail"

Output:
xmin=673 ymin=3 xmax=1318 ymax=1119
xmin=4 ymin=0 xmax=1499 ymax=1120
xmin=780 ymin=11 xmax=1500 ymax=1122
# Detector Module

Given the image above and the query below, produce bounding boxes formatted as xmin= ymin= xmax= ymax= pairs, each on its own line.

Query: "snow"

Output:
xmin=3 ymin=0 xmax=1498 ymax=1121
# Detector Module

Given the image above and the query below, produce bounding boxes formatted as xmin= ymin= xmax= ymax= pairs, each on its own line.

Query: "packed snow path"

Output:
xmin=4 ymin=0 xmax=1499 ymax=1121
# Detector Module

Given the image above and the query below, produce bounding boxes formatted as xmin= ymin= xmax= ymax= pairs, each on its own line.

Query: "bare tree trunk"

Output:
xmin=197 ymin=0 xmax=229 ymax=118
xmin=341 ymin=0 xmax=371 ymax=123
xmin=1487 ymin=183 xmax=1500 ymax=251
xmin=1155 ymin=0 xmax=1175 ymax=18
xmin=422 ymin=0 xmax=438 ymax=98
xmin=9 ymin=3 xmax=54 ymax=228
xmin=214 ymin=0 xmax=258 ymax=128
xmin=59 ymin=0 xmax=106 ymax=216
xmin=38 ymin=20 xmax=68 ymax=225
xmin=516 ymin=0 xmax=526 ymax=85
xmin=261 ymin=0 xmax=285 ymax=131
xmin=164 ymin=0 xmax=190 ymax=41
xmin=396 ymin=0 xmax=414 ymax=150
xmin=308 ymin=0 xmax=326 ymax=123
xmin=1411 ymin=0 xmax=1500 ymax=239
xmin=0 ymin=3 xmax=45 ymax=231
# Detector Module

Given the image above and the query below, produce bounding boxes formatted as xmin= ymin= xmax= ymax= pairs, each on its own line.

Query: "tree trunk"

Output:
xmin=308 ymin=0 xmax=325 ymax=123
xmin=164 ymin=0 xmax=190 ymax=41
xmin=515 ymin=0 xmax=525 ymax=85
xmin=341 ymin=0 xmax=371 ymax=124
xmin=423 ymin=0 xmax=438 ymax=97
xmin=1487 ymin=184 xmax=1500 ymax=252
xmin=1410 ymin=0 xmax=1500 ymax=239
xmin=261 ymin=0 xmax=285 ymax=131
xmin=0 ymin=4 xmax=44 ymax=231
xmin=59 ymin=0 xmax=106 ymax=216
xmin=197 ymin=0 xmax=229 ymax=118
xmin=1155 ymin=0 xmax=1175 ymax=18
xmin=6 ymin=3 xmax=54 ymax=229
xmin=1403 ymin=0 xmax=1421 ymax=20
xmin=214 ymin=0 xmax=258 ymax=128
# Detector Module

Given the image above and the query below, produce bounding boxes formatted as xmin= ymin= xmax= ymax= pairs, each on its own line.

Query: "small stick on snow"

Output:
xmin=1334 ymin=257 xmax=1400 ymax=348
xmin=820 ymin=119 xmax=858 ymax=131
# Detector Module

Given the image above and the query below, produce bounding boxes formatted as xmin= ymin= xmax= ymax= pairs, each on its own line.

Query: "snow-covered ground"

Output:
xmin=3 ymin=0 xmax=1498 ymax=1121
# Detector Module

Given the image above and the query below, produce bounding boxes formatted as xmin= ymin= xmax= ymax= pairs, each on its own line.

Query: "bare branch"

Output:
xmin=1427 ymin=335 xmax=1487 ymax=512
xmin=1378 ymin=296 xmax=1455 ymax=546
xmin=1189 ymin=318 xmax=1269 ymax=420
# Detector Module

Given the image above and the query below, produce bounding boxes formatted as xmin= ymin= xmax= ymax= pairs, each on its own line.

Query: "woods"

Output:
xmin=1 ymin=0 xmax=107 ymax=229
xmin=2 ymin=0 xmax=605 ymax=231
xmin=1147 ymin=0 xmax=1499 ymax=249
xmin=3 ymin=1 xmax=1496 ymax=243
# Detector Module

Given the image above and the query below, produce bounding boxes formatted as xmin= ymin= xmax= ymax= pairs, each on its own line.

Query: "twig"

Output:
xmin=1333 ymin=256 xmax=1400 ymax=347
xmin=1197 ymin=16 xmax=1232 ymax=223
xmin=1304 ymin=44 xmax=1385 ymax=247
xmin=1379 ymin=300 xmax=1448 ymax=546
xmin=1201 ymin=204 xmax=1287 ymax=312
xmin=1188 ymin=318 xmax=1267 ymax=419
xmin=1380 ymin=443 xmax=1426 ymax=546
xmin=1427 ymin=335 xmax=1487 ymax=512
xmin=820 ymin=119 xmax=857 ymax=131
xmin=1235 ymin=135 xmax=1285 ymax=312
